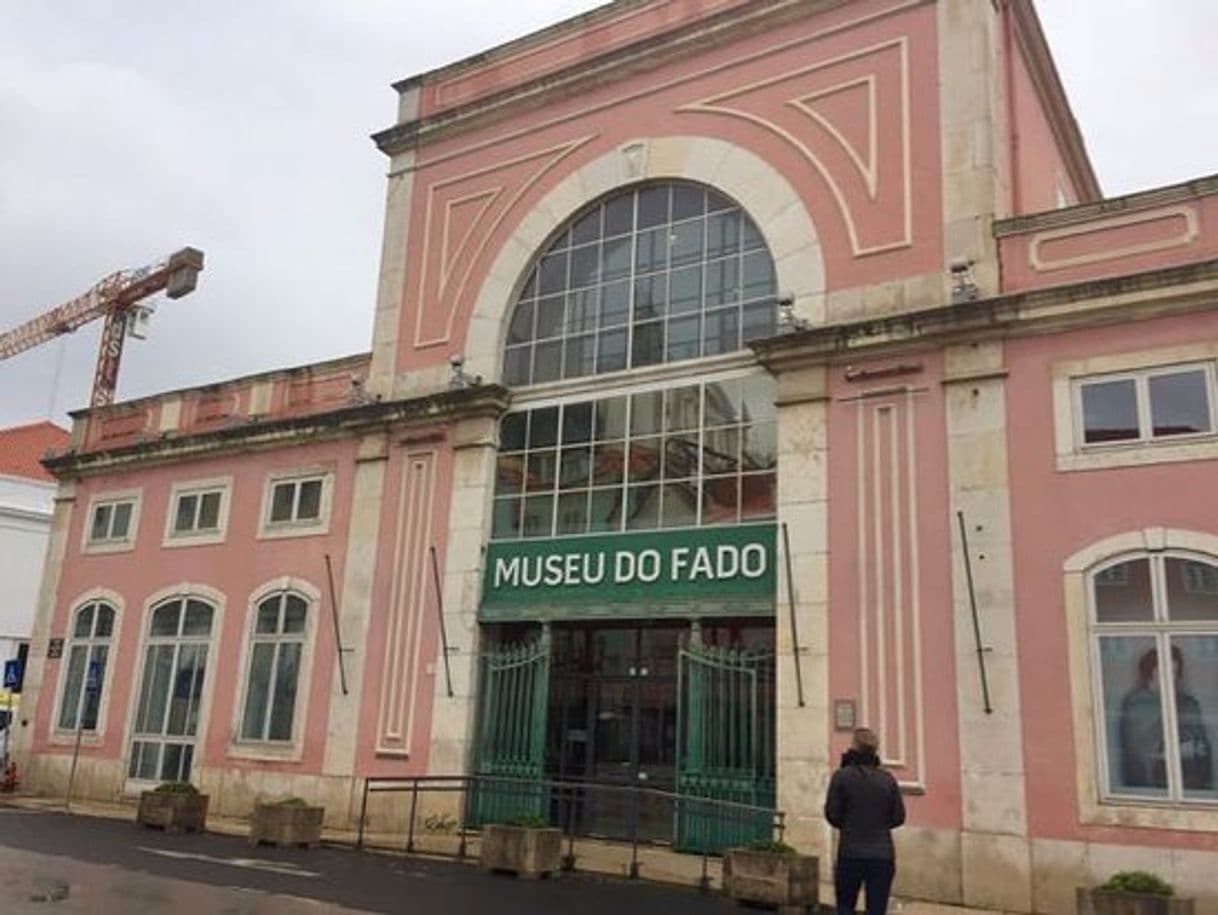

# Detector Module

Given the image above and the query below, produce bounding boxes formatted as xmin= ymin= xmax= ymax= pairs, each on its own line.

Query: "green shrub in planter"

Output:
xmin=137 ymin=782 xmax=208 ymax=832
xmin=1101 ymin=873 xmax=1173 ymax=896
xmin=1078 ymin=870 xmax=1193 ymax=915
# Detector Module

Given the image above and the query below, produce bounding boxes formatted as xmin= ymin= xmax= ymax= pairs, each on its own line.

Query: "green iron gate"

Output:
xmin=468 ymin=630 xmax=551 ymax=827
xmin=675 ymin=640 xmax=776 ymax=853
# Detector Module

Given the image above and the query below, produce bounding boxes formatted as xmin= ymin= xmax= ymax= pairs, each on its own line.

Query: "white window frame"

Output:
xmin=1087 ymin=551 xmax=1218 ymax=807
xmin=1064 ymin=528 xmax=1218 ymax=833
xmin=120 ymin=583 xmax=223 ymax=793
xmin=81 ymin=489 xmax=141 ymax=555
xmin=257 ymin=469 xmax=334 ymax=541
xmin=162 ymin=476 xmax=233 ymax=548
xmin=1073 ymin=362 xmax=1215 ymax=449
xmin=49 ymin=590 xmax=123 ymax=747
xmin=1052 ymin=344 xmax=1218 ymax=472
xmin=229 ymin=578 xmax=319 ymax=761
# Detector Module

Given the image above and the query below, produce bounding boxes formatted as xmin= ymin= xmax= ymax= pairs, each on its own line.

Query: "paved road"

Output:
xmin=0 ymin=807 xmax=740 ymax=914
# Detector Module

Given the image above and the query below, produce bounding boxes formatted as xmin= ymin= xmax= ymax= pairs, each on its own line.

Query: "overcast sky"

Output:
xmin=1 ymin=1 xmax=1215 ymax=429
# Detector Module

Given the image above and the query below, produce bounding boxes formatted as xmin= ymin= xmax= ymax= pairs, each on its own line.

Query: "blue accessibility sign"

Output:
xmin=2 ymin=659 xmax=21 ymax=691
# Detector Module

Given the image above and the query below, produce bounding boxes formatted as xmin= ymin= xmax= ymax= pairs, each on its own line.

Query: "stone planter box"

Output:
xmin=136 ymin=791 xmax=209 ymax=832
xmin=723 ymin=849 xmax=818 ymax=913
xmin=249 ymin=803 xmax=325 ymax=848
xmin=1078 ymin=888 xmax=1194 ymax=915
xmin=479 ymin=824 xmax=562 ymax=879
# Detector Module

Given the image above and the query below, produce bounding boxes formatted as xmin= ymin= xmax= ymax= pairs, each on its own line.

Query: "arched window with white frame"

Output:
xmin=1090 ymin=551 xmax=1218 ymax=803
xmin=501 ymin=181 xmax=777 ymax=386
xmin=57 ymin=601 xmax=116 ymax=732
xmin=239 ymin=591 xmax=308 ymax=743
xmin=129 ymin=596 xmax=214 ymax=783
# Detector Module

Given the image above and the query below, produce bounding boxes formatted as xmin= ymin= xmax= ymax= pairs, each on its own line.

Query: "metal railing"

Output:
xmin=355 ymin=774 xmax=784 ymax=890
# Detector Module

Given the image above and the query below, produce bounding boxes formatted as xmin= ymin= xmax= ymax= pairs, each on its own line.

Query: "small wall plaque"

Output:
xmin=833 ymin=699 xmax=857 ymax=732
xmin=47 ymin=638 xmax=64 ymax=659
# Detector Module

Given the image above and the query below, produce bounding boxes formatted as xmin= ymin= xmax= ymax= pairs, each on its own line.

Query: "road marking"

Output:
xmin=138 ymin=846 xmax=322 ymax=878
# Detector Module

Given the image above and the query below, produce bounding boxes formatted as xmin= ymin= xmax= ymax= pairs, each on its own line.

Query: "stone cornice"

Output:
xmin=46 ymin=385 xmax=512 ymax=479
xmin=1007 ymin=0 xmax=1101 ymax=202
xmin=993 ymin=173 xmax=1218 ymax=237
xmin=373 ymin=0 xmax=877 ymax=156
xmin=751 ymin=258 xmax=1218 ymax=371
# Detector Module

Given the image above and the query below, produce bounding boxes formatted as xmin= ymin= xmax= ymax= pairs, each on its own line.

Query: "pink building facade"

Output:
xmin=14 ymin=1 xmax=1218 ymax=910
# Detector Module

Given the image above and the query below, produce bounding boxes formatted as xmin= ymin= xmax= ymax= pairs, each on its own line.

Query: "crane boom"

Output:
xmin=0 ymin=247 xmax=204 ymax=406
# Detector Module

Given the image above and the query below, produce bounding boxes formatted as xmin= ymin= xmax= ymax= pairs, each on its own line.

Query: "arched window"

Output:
xmin=239 ymin=591 xmax=308 ymax=742
xmin=1090 ymin=553 xmax=1218 ymax=802
xmin=502 ymin=182 xmax=777 ymax=386
xmin=57 ymin=601 xmax=115 ymax=732
xmin=129 ymin=597 xmax=214 ymax=783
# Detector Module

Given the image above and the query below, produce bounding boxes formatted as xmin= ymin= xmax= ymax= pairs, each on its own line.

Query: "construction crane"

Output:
xmin=0 ymin=247 xmax=204 ymax=407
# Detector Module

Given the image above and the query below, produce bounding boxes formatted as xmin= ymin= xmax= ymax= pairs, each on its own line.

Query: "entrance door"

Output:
xmin=547 ymin=624 xmax=679 ymax=841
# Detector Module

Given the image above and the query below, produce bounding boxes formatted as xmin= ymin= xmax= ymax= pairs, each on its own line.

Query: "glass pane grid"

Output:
xmin=494 ymin=377 xmax=775 ymax=540
xmin=1091 ymin=554 xmax=1218 ymax=803
xmin=501 ymin=182 xmax=778 ymax=386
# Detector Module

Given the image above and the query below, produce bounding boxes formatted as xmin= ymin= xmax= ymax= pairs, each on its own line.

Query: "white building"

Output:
xmin=0 ymin=422 xmax=69 ymax=665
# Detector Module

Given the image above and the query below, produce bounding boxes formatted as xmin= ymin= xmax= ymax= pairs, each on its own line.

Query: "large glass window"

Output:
xmin=502 ymin=182 xmax=778 ymax=385
xmin=1078 ymin=364 xmax=1214 ymax=446
xmin=493 ymin=376 xmax=776 ymax=539
xmin=240 ymin=592 xmax=307 ymax=743
xmin=129 ymin=597 xmax=213 ymax=783
xmin=56 ymin=601 xmax=115 ymax=732
xmin=1091 ymin=554 xmax=1218 ymax=802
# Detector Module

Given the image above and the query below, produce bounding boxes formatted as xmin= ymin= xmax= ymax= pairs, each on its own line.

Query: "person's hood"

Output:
xmin=840 ymin=748 xmax=881 ymax=768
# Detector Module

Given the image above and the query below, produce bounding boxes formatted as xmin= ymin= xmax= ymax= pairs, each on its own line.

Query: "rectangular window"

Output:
xmin=1078 ymin=364 xmax=1214 ymax=446
xmin=88 ymin=499 xmax=135 ymax=544
xmin=267 ymin=477 xmax=324 ymax=525
xmin=171 ymin=489 xmax=223 ymax=535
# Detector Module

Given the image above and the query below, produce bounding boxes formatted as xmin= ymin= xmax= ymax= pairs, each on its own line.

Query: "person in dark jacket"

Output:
xmin=824 ymin=727 xmax=906 ymax=915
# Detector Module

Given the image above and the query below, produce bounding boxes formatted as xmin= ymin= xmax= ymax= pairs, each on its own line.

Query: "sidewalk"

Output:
xmin=0 ymin=792 xmax=1006 ymax=915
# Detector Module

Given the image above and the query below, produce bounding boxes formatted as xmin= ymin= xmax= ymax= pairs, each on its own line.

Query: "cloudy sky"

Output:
xmin=1 ymin=1 xmax=1215 ymax=429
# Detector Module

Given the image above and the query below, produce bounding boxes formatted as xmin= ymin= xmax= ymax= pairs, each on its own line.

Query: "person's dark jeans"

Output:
xmin=835 ymin=856 xmax=895 ymax=915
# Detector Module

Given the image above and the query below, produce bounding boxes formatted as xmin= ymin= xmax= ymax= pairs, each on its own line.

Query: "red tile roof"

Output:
xmin=0 ymin=421 xmax=71 ymax=482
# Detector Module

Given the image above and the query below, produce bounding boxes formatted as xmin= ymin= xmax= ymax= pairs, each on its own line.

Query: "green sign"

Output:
xmin=480 ymin=523 xmax=777 ymax=621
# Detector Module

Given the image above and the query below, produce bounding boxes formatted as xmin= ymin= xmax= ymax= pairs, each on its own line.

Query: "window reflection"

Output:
xmin=494 ymin=377 xmax=776 ymax=538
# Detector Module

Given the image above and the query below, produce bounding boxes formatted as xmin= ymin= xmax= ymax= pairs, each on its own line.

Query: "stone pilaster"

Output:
xmin=368 ymin=84 xmax=420 ymax=400
xmin=321 ymin=432 xmax=390 ymax=808
xmin=425 ymin=414 xmax=498 ymax=777
xmin=937 ymin=0 xmax=1008 ymax=296
xmin=943 ymin=340 xmax=1031 ymax=912
xmin=772 ymin=365 xmax=831 ymax=855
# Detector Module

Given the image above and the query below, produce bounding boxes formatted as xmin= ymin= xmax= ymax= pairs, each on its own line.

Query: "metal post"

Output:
xmin=956 ymin=511 xmax=994 ymax=714
xmin=407 ymin=781 xmax=419 ymax=853
xmin=357 ymin=779 xmax=370 ymax=849
xmin=780 ymin=523 xmax=806 ymax=707
xmin=324 ymin=554 xmax=349 ymax=696
xmin=64 ymin=714 xmax=85 ymax=811
xmin=628 ymin=788 xmax=640 ymax=879
xmin=2 ymin=692 xmax=10 ymax=768
xmin=429 ymin=546 xmax=455 ymax=698
xmin=65 ymin=660 xmax=99 ymax=810
xmin=563 ymin=783 xmax=577 ymax=871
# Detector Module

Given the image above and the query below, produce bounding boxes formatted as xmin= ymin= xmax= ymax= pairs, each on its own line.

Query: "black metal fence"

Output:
xmin=355 ymin=774 xmax=784 ymax=889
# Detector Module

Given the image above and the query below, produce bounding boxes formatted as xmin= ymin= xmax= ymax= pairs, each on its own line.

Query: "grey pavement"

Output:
xmin=0 ymin=806 xmax=741 ymax=914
